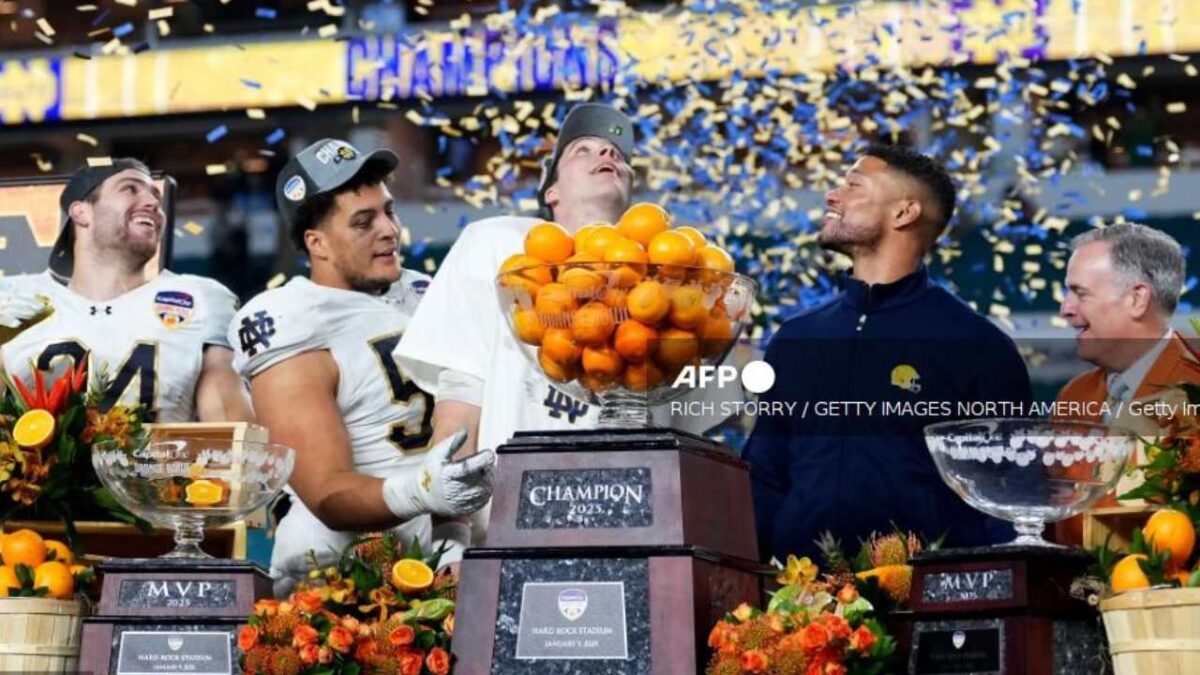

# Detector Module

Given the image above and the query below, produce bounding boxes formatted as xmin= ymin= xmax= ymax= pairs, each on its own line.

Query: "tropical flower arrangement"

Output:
xmin=0 ymin=362 xmax=147 ymax=551
xmin=815 ymin=529 xmax=935 ymax=612
xmin=239 ymin=534 xmax=456 ymax=675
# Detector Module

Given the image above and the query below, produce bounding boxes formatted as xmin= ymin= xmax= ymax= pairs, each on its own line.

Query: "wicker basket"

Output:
xmin=0 ymin=597 xmax=86 ymax=673
xmin=1101 ymin=587 xmax=1200 ymax=675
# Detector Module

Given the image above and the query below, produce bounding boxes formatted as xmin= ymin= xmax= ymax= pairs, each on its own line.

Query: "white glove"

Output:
xmin=382 ymin=429 xmax=495 ymax=520
xmin=0 ymin=295 xmax=47 ymax=329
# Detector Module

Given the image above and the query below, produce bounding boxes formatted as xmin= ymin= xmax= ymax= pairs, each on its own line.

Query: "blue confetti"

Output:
xmin=113 ymin=22 xmax=134 ymax=38
xmin=255 ymin=8 xmax=277 ymax=20
xmin=265 ymin=128 xmax=285 ymax=145
xmin=206 ymin=125 xmax=228 ymax=143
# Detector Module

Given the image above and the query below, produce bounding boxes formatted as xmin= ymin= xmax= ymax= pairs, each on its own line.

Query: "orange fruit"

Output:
xmin=0 ymin=565 xmax=18 ymax=597
xmin=3 ymin=529 xmax=46 ymax=569
xmin=559 ymin=266 xmax=606 ymax=298
xmin=579 ymin=372 xmax=617 ymax=392
xmin=541 ymin=328 xmax=582 ymax=365
xmin=185 ymin=479 xmax=225 ymax=507
xmin=669 ymin=286 xmax=709 ymax=330
xmin=1144 ymin=509 xmax=1196 ymax=569
xmin=655 ymin=327 xmax=700 ymax=371
xmin=391 ymin=559 xmax=434 ymax=594
xmin=524 ymin=222 xmax=574 ymax=263
xmin=626 ymin=281 xmax=670 ymax=324
xmin=534 ymin=282 xmax=578 ymax=317
xmin=646 ymin=230 xmax=697 ymax=270
xmin=601 ymin=287 xmax=628 ymax=310
xmin=499 ymin=254 xmax=552 ymax=297
xmin=699 ymin=309 xmax=734 ymax=357
xmin=603 ymin=238 xmax=648 ymax=288
xmin=617 ymin=203 xmax=671 ymax=247
xmin=1171 ymin=569 xmax=1193 ymax=586
xmin=564 ymin=252 xmax=601 ymax=266
xmin=582 ymin=344 xmax=624 ymax=381
xmin=513 ymin=307 xmax=545 ymax=345
xmin=572 ymin=302 xmax=616 ymax=347
xmin=623 ymin=360 xmax=667 ymax=391
xmin=614 ymin=320 xmax=658 ymax=362
xmin=69 ymin=564 xmax=88 ymax=577
xmin=578 ymin=225 xmax=622 ymax=258
xmin=13 ymin=409 xmax=55 ymax=449
xmin=34 ymin=561 xmax=73 ymax=599
xmin=44 ymin=540 xmax=73 ymax=566
xmin=696 ymin=244 xmax=735 ymax=282
xmin=538 ymin=348 xmax=579 ymax=383
xmin=1111 ymin=554 xmax=1151 ymax=593
xmin=573 ymin=224 xmax=599 ymax=247
xmin=675 ymin=226 xmax=707 ymax=250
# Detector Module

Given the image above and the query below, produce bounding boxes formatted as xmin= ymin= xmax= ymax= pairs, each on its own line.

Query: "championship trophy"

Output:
xmin=452 ymin=260 xmax=762 ymax=674
xmin=79 ymin=427 xmax=294 ymax=675
xmin=907 ymin=418 xmax=1136 ymax=675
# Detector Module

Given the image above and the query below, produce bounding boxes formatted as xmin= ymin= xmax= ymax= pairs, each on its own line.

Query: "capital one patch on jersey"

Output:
xmin=154 ymin=290 xmax=195 ymax=328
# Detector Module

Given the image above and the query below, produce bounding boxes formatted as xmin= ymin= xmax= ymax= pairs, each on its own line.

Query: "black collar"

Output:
xmin=841 ymin=265 xmax=930 ymax=311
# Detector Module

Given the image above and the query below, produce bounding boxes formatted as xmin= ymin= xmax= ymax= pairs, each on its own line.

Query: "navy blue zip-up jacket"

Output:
xmin=743 ymin=266 xmax=1032 ymax=562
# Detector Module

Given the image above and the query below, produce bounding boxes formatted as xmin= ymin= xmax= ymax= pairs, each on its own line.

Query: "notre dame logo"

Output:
xmin=543 ymin=386 xmax=589 ymax=424
xmin=238 ymin=310 xmax=277 ymax=357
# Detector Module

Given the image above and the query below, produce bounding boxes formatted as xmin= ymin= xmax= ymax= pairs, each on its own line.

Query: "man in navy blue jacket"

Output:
xmin=744 ymin=145 xmax=1032 ymax=562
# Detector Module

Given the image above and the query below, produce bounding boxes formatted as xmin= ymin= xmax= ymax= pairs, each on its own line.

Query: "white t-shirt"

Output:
xmin=0 ymin=270 xmax=237 ymax=422
xmin=230 ymin=272 xmax=435 ymax=593
xmin=394 ymin=215 xmax=737 ymax=454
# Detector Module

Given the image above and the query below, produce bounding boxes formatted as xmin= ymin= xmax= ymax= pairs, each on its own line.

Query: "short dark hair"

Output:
xmin=289 ymin=163 xmax=393 ymax=252
xmin=864 ymin=144 xmax=957 ymax=235
xmin=79 ymin=159 xmax=152 ymax=210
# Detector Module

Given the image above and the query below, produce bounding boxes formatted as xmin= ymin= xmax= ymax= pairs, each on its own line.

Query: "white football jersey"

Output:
xmin=231 ymin=272 xmax=435 ymax=593
xmin=0 ymin=270 xmax=237 ymax=422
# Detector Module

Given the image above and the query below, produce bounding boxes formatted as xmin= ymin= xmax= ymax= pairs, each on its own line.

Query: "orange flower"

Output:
xmin=740 ymin=649 xmax=769 ymax=673
xmin=836 ymin=584 xmax=858 ymax=605
xmin=340 ymin=616 xmax=361 ymax=633
xmin=354 ymin=638 xmax=380 ymax=662
xmin=821 ymin=662 xmax=847 ymax=675
xmin=799 ymin=622 xmax=831 ymax=653
xmin=299 ymin=643 xmax=320 ymax=665
xmin=292 ymin=590 xmax=323 ymax=613
xmin=327 ymin=626 xmax=354 ymax=654
xmin=254 ymin=599 xmax=281 ymax=616
xmin=707 ymin=621 xmax=739 ymax=654
xmin=398 ymin=649 xmax=424 ymax=675
xmin=821 ymin=614 xmax=851 ymax=641
xmin=766 ymin=613 xmax=786 ymax=634
xmin=426 ymin=647 xmax=451 ymax=675
xmin=318 ymin=646 xmax=333 ymax=664
xmin=443 ymin=613 xmax=455 ymax=637
xmin=292 ymin=624 xmax=319 ymax=647
xmin=237 ymin=626 xmax=260 ymax=652
xmin=389 ymin=624 xmax=416 ymax=647
xmin=849 ymin=625 xmax=876 ymax=652
xmin=732 ymin=602 xmax=754 ymax=622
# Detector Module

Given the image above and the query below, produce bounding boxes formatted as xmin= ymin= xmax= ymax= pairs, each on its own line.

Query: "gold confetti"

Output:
xmin=1187 ymin=64 xmax=1199 ymax=77
xmin=76 ymin=133 xmax=98 ymax=146
xmin=183 ymin=221 xmax=204 ymax=236
xmin=246 ymin=108 xmax=265 ymax=119
xmin=148 ymin=7 xmax=173 ymax=20
xmin=266 ymin=273 xmax=287 ymax=289
xmin=1167 ymin=102 xmax=1187 ymax=113
xmin=318 ymin=24 xmax=337 ymax=38
xmin=1115 ymin=73 xmax=1137 ymax=89
xmin=114 ymin=0 xmax=137 ymax=6
xmin=205 ymin=164 xmax=227 ymax=175
xmin=296 ymin=96 xmax=317 ymax=111
xmin=36 ymin=18 xmax=55 ymax=36
xmin=87 ymin=157 xmax=113 ymax=167
xmin=157 ymin=20 xmax=170 ymax=37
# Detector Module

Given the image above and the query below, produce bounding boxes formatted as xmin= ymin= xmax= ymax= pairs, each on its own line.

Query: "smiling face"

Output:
xmin=1061 ymin=240 xmax=1149 ymax=368
xmin=543 ymin=136 xmax=633 ymax=221
xmin=818 ymin=156 xmax=896 ymax=255
xmin=73 ymin=169 xmax=164 ymax=268
xmin=305 ymin=182 xmax=401 ymax=294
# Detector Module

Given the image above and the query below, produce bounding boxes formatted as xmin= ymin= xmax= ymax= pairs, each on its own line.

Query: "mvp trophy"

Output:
xmin=452 ymin=262 xmax=762 ymax=674
xmin=907 ymin=418 xmax=1136 ymax=675
xmin=80 ymin=425 xmax=294 ymax=675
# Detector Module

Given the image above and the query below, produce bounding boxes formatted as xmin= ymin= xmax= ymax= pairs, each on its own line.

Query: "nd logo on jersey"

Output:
xmin=154 ymin=291 xmax=195 ymax=328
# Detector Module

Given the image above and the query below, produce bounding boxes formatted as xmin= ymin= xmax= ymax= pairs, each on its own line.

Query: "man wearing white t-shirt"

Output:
xmin=395 ymin=103 xmax=736 ymax=472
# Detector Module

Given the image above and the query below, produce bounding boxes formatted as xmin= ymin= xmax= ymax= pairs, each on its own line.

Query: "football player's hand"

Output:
xmin=0 ymin=294 xmax=47 ymax=329
xmin=382 ymin=429 xmax=495 ymax=519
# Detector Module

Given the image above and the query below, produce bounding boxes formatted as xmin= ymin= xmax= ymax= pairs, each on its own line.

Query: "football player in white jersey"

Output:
xmin=395 ymin=103 xmax=738 ymax=467
xmin=0 ymin=159 xmax=250 ymax=423
xmin=231 ymin=139 xmax=493 ymax=595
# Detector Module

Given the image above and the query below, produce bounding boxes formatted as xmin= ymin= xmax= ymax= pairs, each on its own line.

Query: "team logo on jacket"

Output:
xmin=283 ymin=175 xmax=306 ymax=201
xmin=154 ymin=291 xmax=195 ymax=328
xmin=557 ymin=588 xmax=588 ymax=621
xmin=890 ymin=364 xmax=922 ymax=394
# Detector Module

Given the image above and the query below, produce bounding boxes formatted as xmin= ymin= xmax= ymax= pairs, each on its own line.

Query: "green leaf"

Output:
xmin=417 ymin=628 xmax=436 ymax=650
xmin=1187 ymin=570 xmax=1200 ymax=588
xmin=399 ymin=598 xmax=455 ymax=622
xmin=766 ymin=584 xmax=804 ymax=615
xmin=14 ymin=563 xmax=34 ymax=588
xmin=1131 ymin=527 xmax=1148 ymax=555
xmin=343 ymin=662 xmax=361 ymax=675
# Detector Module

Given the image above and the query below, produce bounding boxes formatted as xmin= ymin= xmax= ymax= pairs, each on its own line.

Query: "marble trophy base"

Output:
xmin=454 ymin=546 xmax=762 ymax=675
xmin=79 ymin=558 xmax=272 ymax=675
xmin=901 ymin=545 xmax=1107 ymax=675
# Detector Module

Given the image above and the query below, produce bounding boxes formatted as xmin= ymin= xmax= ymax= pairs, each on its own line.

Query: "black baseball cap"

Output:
xmin=536 ymin=103 xmax=635 ymax=216
xmin=50 ymin=158 xmax=153 ymax=280
xmin=275 ymin=138 xmax=399 ymax=229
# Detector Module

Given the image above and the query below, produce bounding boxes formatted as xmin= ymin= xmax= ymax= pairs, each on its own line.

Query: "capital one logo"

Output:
xmin=671 ymin=360 xmax=775 ymax=394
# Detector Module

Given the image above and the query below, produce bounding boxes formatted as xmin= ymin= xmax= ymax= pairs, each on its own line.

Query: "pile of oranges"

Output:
xmin=0 ymin=529 xmax=90 ymax=600
xmin=1110 ymin=508 xmax=1197 ymax=592
xmin=499 ymin=203 xmax=741 ymax=392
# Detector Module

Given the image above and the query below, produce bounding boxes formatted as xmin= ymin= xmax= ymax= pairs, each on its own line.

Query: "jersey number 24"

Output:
xmin=37 ymin=340 xmax=157 ymax=420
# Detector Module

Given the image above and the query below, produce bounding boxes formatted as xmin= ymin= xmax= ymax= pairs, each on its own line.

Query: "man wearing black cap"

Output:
xmin=0 ymin=159 xmax=250 ymax=422
xmin=230 ymin=138 xmax=494 ymax=595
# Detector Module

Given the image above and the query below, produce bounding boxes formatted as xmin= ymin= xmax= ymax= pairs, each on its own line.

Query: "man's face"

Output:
xmin=80 ymin=169 xmax=164 ymax=265
xmin=818 ymin=156 xmax=895 ymax=254
xmin=314 ymin=183 xmax=401 ymax=294
xmin=545 ymin=137 xmax=632 ymax=216
xmin=1061 ymin=240 xmax=1144 ymax=365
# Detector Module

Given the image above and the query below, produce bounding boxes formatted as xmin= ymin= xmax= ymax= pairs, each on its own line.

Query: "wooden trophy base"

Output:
xmin=79 ymin=558 xmax=271 ymax=675
xmin=903 ymin=545 xmax=1107 ymax=675
xmin=453 ymin=545 xmax=762 ymax=675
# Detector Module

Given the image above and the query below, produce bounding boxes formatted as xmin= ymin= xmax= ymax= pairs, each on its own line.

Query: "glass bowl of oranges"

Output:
xmin=92 ymin=436 xmax=294 ymax=559
xmin=496 ymin=204 xmax=757 ymax=427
